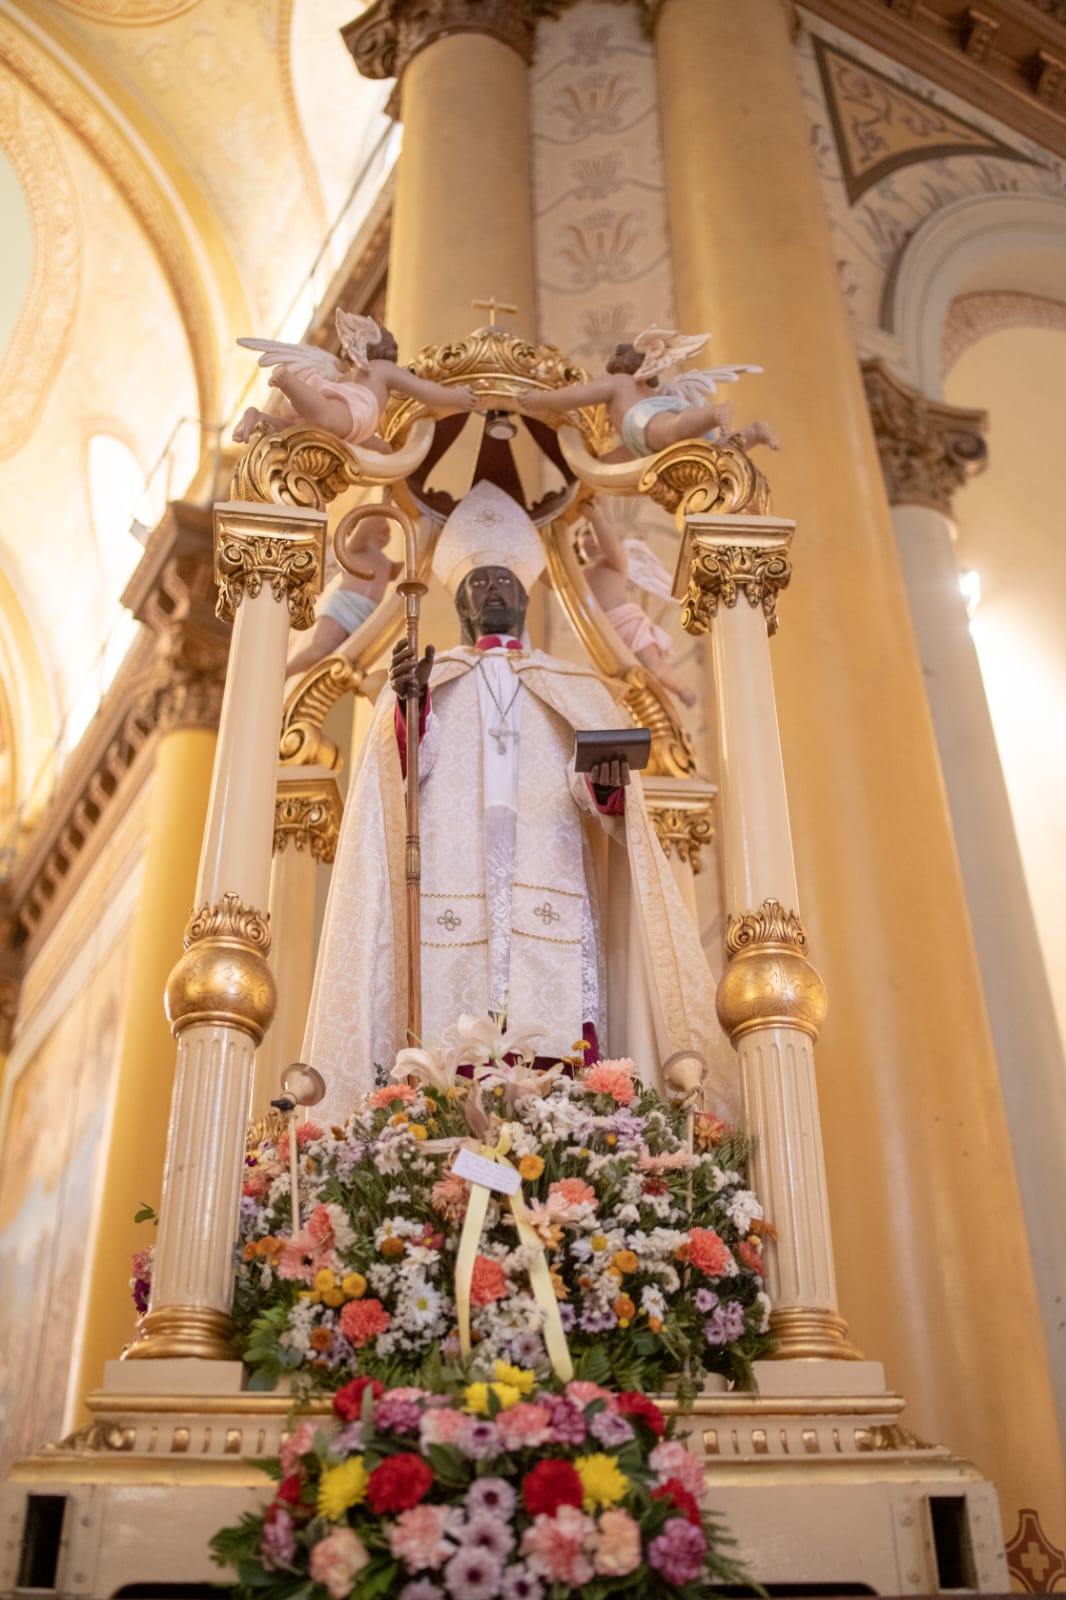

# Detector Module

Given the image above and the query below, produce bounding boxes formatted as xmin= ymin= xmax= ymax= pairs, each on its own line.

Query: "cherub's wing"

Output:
xmin=624 ymin=539 xmax=677 ymax=601
xmin=659 ymin=364 xmax=763 ymax=406
xmin=335 ymin=310 xmax=381 ymax=376
xmin=237 ymin=337 xmax=347 ymax=384
xmin=633 ymin=326 xmax=709 ymax=376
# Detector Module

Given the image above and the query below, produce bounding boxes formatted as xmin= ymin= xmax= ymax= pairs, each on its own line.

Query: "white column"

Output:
xmin=894 ymin=499 xmax=1066 ymax=1426
xmin=677 ymin=513 xmax=856 ymax=1360
xmin=126 ymin=504 xmax=324 ymax=1361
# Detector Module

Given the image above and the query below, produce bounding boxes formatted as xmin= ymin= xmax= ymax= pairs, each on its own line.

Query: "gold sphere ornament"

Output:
xmin=715 ymin=944 xmax=828 ymax=1043
xmin=165 ymin=938 xmax=277 ymax=1044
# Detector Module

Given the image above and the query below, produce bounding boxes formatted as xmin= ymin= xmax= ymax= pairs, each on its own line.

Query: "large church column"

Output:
xmin=653 ymin=0 xmax=1066 ymax=1527
xmin=344 ymin=1 xmax=538 ymax=349
xmin=865 ymin=359 xmax=1066 ymax=1440
xmin=74 ymin=504 xmax=227 ymax=1398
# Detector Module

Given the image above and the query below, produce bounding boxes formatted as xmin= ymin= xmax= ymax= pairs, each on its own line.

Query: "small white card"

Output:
xmin=451 ymin=1146 xmax=522 ymax=1195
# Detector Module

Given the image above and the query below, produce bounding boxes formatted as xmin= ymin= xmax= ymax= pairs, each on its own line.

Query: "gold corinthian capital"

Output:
xmin=212 ymin=503 xmax=325 ymax=631
xmin=672 ymin=515 xmax=795 ymax=638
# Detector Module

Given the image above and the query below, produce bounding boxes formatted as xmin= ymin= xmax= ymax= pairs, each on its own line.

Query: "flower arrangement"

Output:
xmin=209 ymin=1370 xmax=750 ymax=1598
xmin=232 ymin=1016 xmax=771 ymax=1397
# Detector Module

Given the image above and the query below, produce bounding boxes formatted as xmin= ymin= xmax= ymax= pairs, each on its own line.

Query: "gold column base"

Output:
xmin=123 ymin=1305 xmax=235 ymax=1362
xmin=768 ymin=1306 xmax=864 ymax=1361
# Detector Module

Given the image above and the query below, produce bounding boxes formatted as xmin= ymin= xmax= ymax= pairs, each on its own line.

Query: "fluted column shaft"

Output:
xmin=127 ymin=504 xmax=324 ymax=1360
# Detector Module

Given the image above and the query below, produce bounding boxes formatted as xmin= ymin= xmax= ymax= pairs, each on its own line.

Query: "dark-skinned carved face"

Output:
xmin=455 ymin=565 xmax=528 ymax=646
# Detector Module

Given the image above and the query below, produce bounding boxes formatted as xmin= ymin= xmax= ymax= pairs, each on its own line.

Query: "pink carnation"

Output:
xmin=419 ymin=1406 xmax=467 ymax=1447
xmin=566 ymin=1380 xmax=616 ymax=1408
xmin=584 ymin=1061 xmax=637 ymax=1104
xmin=649 ymin=1439 xmax=706 ymax=1500
xmin=339 ymin=1297 xmax=391 ymax=1347
xmin=594 ymin=1508 xmax=643 ymax=1577
xmin=278 ymin=1419 xmax=315 ymax=1478
xmin=522 ymin=1504 xmax=598 ymax=1586
xmin=648 ymin=1517 xmax=707 ymax=1585
xmin=388 ymin=1503 xmax=462 ymax=1572
xmin=309 ymin=1527 xmax=369 ymax=1598
xmin=687 ymin=1227 xmax=733 ymax=1278
xmin=431 ymin=1174 xmax=470 ymax=1224
xmin=496 ymin=1402 xmax=552 ymax=1449
xmin=277 ymin=1121 xmax=324 ymax=1161
xmin=547 ymin=1178 xmax=597 ymax=1218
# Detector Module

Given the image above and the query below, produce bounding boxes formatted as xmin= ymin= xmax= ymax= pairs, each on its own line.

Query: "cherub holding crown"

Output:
xmin=577 ymin=496 xmax=696 ymax=707
xmin=521 ymin=326 xmax=779 ymax=461
xmin=232 ymin=310 xmax=478 ymax=451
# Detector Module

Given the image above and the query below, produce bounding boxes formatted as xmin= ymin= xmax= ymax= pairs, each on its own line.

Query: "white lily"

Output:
xmin=391 ymin=1041 xmax=466 ymax=1092
xmin=476 ymin=1055 xmax=565 ymax=1113
xmin=439 ymin=1012 xmax=548 ymax=1068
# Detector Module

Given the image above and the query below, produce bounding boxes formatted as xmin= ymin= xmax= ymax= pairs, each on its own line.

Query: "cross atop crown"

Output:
xmin=472 ymin=296 xmax=519 ymax=328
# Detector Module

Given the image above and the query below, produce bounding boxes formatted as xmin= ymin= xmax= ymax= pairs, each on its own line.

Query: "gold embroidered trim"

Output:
xmin=420 ymin=937 xmax=489 ymax=948
xmin=512 ymin=926 xmax=582 ymax=946
xmin=422 ymin=891 xmax=486 ymax=900
xmin=514 ymin=881 xmax=583 ymax=899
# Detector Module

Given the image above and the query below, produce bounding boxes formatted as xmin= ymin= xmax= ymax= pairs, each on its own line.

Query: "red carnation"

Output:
xmin=332 ymin=1375 xmax=384 ymax=1421
xmin=616 ymin=1391 xmax=667 ymax=1437
xmin=366 ymin=1453 xmax=434 ymax=1514
xmin=522 ymin=1458 xmax=585 ymax=1517
xmin=276 ymin=1473 xmax=303 ymax=1506
xmin=653 ymin=1478 xmax=703 ymax=1526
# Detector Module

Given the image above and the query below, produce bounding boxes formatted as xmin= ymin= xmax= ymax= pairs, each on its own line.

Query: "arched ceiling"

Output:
xmin=0 ymin=0 xmax=390 ymax=825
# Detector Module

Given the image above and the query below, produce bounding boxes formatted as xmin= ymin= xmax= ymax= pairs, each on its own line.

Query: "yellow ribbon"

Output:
xmin=454 ymin=1123 xmax=574 ymax=1382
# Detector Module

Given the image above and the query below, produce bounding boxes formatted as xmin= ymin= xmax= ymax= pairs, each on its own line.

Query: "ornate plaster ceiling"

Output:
xmin=0 ymin=0 xmax=390 ymax=828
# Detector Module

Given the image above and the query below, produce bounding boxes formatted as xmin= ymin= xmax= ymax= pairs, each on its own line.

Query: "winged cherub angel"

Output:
xmin=521 ymin=325 xmax=778 ymax=462
xmin=232 ymin=310 xmax=477 ymax=451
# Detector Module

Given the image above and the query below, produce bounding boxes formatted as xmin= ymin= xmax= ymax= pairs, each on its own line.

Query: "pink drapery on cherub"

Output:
xmin=521 ymin=324 xmax=779 ymax=462
xmin=232 ymin=310 xmax=477 ymax=452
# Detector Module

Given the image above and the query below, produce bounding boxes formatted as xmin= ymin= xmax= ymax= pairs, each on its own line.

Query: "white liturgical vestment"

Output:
xmin=303 ymin=643 xmax=726 ymax=1118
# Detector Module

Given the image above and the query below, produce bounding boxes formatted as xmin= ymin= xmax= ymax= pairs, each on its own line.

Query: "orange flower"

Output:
xmin=549 ymin=1178 xmax=597 ymax=1208
xmin=243 ymin=1241 xmax=258 ymax=1262
xmin=339 ymin=1297 xmax=391 ymax=1347
xmin=380 ymin=1236 xmax=405 ymax=1259
xmin=648 ymin=1316 xmax=663 ymax=1334
xmin=519 ymin=1154 xmax=545 ymax=1181
xmin=469 ymin=1255 xmax=509 ymax=1306
xmin=738 ymin=1238 xmax=766 ymax=1277
xmin=613 ymin=1295 xmax=636 ymax=1321
xmin=549 ymin=1268 xmax=569 ymax=1301
xmin=369 ymin=1084 xmax=417 ymax=1109
xmin=687 ymin=1227 xmax=732 ymax=1277
xmin=310 ymin=1328 xmax=333 ymax=1352
xmin=750 ymin=1217 xmax=777 ymax=1241
xmin=611 ymin=1250 xmax=638 ymax=1276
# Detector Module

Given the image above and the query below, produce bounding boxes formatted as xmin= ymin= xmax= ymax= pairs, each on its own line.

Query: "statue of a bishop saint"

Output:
xmin=303 ymin=481 xmax=728 ymax=1115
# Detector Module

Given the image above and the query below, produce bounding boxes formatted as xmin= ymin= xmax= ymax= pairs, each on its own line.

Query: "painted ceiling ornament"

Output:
xmin=232 ymin=309 xmax=477 ymax=452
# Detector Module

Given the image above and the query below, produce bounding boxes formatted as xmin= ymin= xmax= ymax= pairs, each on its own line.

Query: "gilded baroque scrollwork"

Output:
xmin=726 ymin=898 xmax=809 ymax=957
xmin=230 ymin=427 xmax=362 ymax=513
xmin=638 ymin=440 xmax=772 ymax=525
xmin=621 ymin=669 xmax=697 ymax=778
xmin=681 ymin=541 xmax=792 ymax=637
xmin=279 ymin=655 xmax=362 ymax=771
xmin=862 ymin=359 xmax=987 ymax=515
xmin=215 ymin=533 xmax=321 ymax=630
xmin=274 ymin=783 xmax=343 ymax=865
xmin=184 ymin=892 xmax=271 ymax=952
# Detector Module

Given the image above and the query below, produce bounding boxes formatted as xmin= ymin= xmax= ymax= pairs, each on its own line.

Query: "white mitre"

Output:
xmin=432 ymin=481 xmax=547 ymax=598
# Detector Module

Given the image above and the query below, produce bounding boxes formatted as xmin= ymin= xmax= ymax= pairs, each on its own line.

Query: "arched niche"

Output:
xmin=887 ymin=192 xmax=1066 ymax=398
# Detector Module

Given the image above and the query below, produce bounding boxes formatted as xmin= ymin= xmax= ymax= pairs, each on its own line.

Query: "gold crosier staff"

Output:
xmin=334 ymin=502 xmax=427 ymax=1045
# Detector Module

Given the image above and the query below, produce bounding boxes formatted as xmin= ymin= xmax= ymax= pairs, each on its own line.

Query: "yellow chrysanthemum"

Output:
xmin=341 ymin=1272 xmax=366 ymax=1300
xmin=463 ymin=1382 xmax=491 ymax=1414
xmin=313 ymin=1268 xmax=336 ymax=1293
xmin=518 ymin=1154 xmax=544 ymax=1181
xmin=408 ymin=1124 xmax=428 ymax=1141
xmin=317 ymin=1456 xmax=369 ymax=1520
xmin=575 ymin=1453 xmax=629 ymax=1511
xmin=493 ymin=1360 xmax=535 ymax=1396
xmin=491 ymin=1383 xmax=522 ymax=1410
xmin=322 ymin=1288 xmax=345 ymax=1308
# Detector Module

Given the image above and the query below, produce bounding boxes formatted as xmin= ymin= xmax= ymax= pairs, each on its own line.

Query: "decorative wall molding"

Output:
xmin=801 ymin=0 xmax=1066 ymax=158
xmin=942 ymin=287 xmax=1066 ymax=371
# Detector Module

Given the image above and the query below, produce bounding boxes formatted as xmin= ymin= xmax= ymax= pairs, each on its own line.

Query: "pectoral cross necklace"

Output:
xmin=478 ymin=660 xmax=522 ymax=756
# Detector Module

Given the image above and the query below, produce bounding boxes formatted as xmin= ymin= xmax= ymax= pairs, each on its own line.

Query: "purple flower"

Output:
xmin=705 ymin=1300 xmax=745 ymax=1345
xmin=543 ymin=1394 xmax=586 ymax=1445
xmin=466 ymin=1478 xmax=516 ymax=1520
xmin=239 ymin=1195 xmax=259 ymax=1222
xmin=465 ymin=1512 xmax=515 ymax=1561
xmin=399 ymin=1582 xmax=444 ymax=1600
xmin=590 ymin=1410 xmax=635 ymax=1448
xmin=501 ymin=1565 xmax=544 ymax=1600
xmin=335 ymin=1142 xmax=366 ymax=1177
xmin=260 ymin=1507 xmax=295 ymax=1571
xmin=648 ymin=1518 xmax=707 ymax=1585
xmin=578 ymin=1305 xmax=618 ymax=1333
xmin=508 ymin=1331 xmax=544 ymax=1367
xmin=443 ymin=1546 xmax=503 ymax=1599
xmin=375 ymin=1395 xmax=423 ymax=1435
xmin=458 ymin=1417 xmax=502 ymax=1460
xmin=695 ymin=1287 xmax=719 ymax=1314
xmin=557 ymin=1303 xmax=576 ymax=1332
